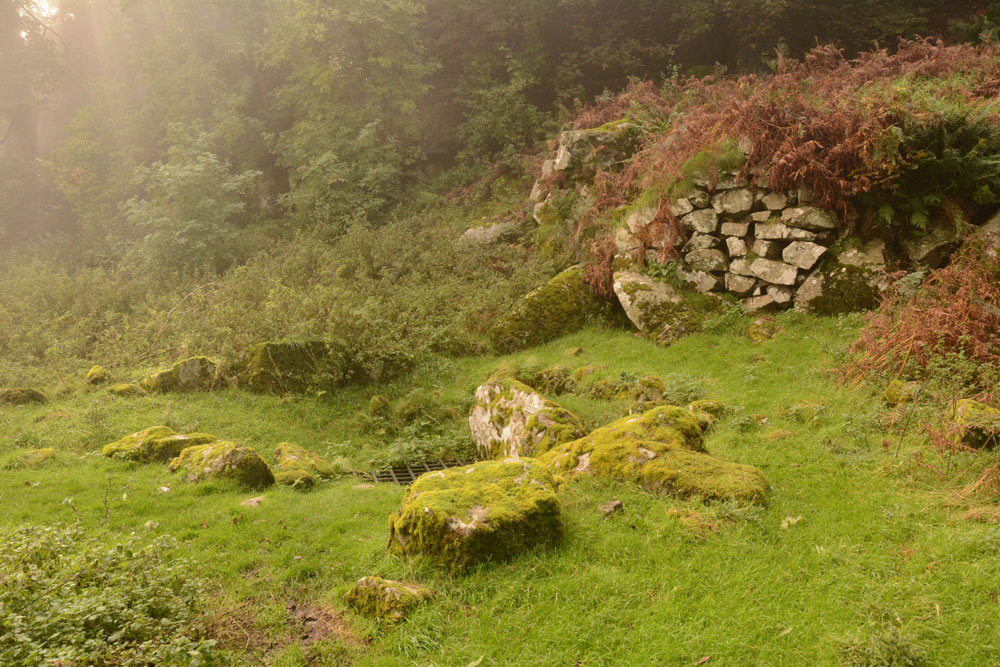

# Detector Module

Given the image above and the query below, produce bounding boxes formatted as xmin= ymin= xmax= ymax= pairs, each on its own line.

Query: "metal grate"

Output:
xmin=366 ymin=459 xmax=473 ymax=485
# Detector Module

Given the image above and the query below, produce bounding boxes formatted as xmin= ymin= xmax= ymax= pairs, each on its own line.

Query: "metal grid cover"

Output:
xmin=367 ymin=459 xmax=473 ymax=485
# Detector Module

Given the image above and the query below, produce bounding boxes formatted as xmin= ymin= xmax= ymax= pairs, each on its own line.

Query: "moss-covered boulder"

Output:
xmin=613 ymin=271 xmax=700 ymax=345
xmin=107 ymin=383 xmax=147 ymax=398
xmin=273 ymin=442 xmax=345 ymax=479
xmin=883 ymin=380 xmax=917 ymax=406
xmin=540 ymin=406 xmax=768 ymax=505
xmin=344 ymin=576 xmax=435 ymax=622
xmin=952 ymin=399 xmax=1000 ymax=449
xmin=489 ymin=266 xmax=603 ymax=353
xmin=0 ymin=388 xmax=46 ymax=406
xmin=686 ymin=400 xmax=726 ymax=431
xmin=238 ymin=340 xmax=347 ymax=393
xmin=469 ymin=378 xmax=584 ymax=459
xmin=140 ymin=356 xmax=217 ymax=393
xmin=275 ymin=469 xmax=316 ymax=490
xmin=85 ymin=365 xmax=109 ymax=385
xmin=387 ymin=458 xmax=561 ymax=572
xmin=746 ymin=316 xmax=778 ymax=343
xmin=1 ymin=448 xmax=57 ymax=470
xmin=103 ymin=426 xmax=217 ymax=463
xmin=169 ymin=442 xmax=275 ymax=488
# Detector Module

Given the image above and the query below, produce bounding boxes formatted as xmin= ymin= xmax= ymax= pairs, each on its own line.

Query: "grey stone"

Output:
xmin=676 ymin=266 xmax=721 ymax=292
xmin=600 ymin=500 xmax=624 ymax=517
xmin=529 ymin=180 xmax=546 ymax=203
xmin=721 ymin=221 xmax=750 ymax=237
xmin=750 ymin=211 xmax=776 ymax=223
xmin=726 ymin=237 xmax=748 ymax=257
xmin=755 ymin=222 xmax=818 ymax=241
xmin=683 ymin=233 xmax=719 ymax=252
xmin=725 ymin=273 xmax=757 ymax=295
xmin=554 ymin=145 xmax=572 ymax=171
xmin=614 ymin=227 xmax=639 ymax=254
xmin=743 ymin=295 xmax=778 ymax=313
xmin=797 ymin=184 xmax=814 ymax=204
xmin=670 ymin=198 xmax=694 ymax=217
xmin=750 ymin=258 xmax=799 ymax=286
xmin=782 ymin=207 xmax=837 ymax=231
xmin=751 ymin=239 xmax=780 ymax=259
xmin=900 ymin=219 xmax=960 ymax=268
xmin=729 ymin=258 xmax=754 ymax=276
xmin=837 ymin=239 xmax=886 ymax=270
xmin=688 ymin=189 xmax=711 ymax=209
xmin=766 ymin=285 xmax=794 ymax=305
xmin=686 ymin=249 xmax=727 ymax=273
xmin=540 ymin=159 xmax=556 ymax=178
xmin=462 ymin=221 xmax=521 ymax=245
xmin=626 ymin=206 xmax=657 ymax=234
xmin=980 ymin=210 xmax=1000 ymax=264
xmin=762 ymin=192 xmax=788 ymax=210
xmin=794 ymin=271 xmax=825 ymax=312
xmin=681 ymin=209 xmax=719 ymax=234
xmin=470 ymin=379 xmax=583 ymax=459
xmin=711 ymin=189 xmax=754 ymax=215
xmin=782 ymin=241 xmax=828 ymax=270
xmin=613 ymin=271 xmax=699 ymax=343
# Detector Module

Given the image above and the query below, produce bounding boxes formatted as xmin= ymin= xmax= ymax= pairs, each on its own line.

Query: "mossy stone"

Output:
xmin=85 ymin=365 xmax=109 ymax=385
xmin=343 ymin=576 xmax=435 ymax=622
xmin=489 ymin=266 xmax=604 ymax=353
xmin=239 ymin=340 xmax=346 ymax=393
xmin=275 ymin=469 xmax=316 ymax=490
xmin=387 ymin=458 xmax=561 ymax=572
xmin=169 ymin=442 xmax=275 ymax=488
xmin=807 ymin=262 xmax=881 ymax=316
xmin=883 ymin=380 xmax=917 ymax=406
xmin=369 ymin=395 xmax=392 ymax=420
xmin=273 ymin=442 xmax=345 ymax=479
xmin=102 ymin=426 xmax=217 ymax=463
xmin=0 ymin=388 xmax=46 ymax=406
xmin=952 ymin=399 xmax=1000 ymax=449
xmin=541 ymin=406 xmax=768 ymax=505
xmin=746 ymin=316 xmax=778 ymax=343
xmin=107 ymin=383 xmax=147 ymax=398
xmin=2 ymin=448 xmax=57 ymax=470
xmin=140 ymin=356 xmax=217 ymax=393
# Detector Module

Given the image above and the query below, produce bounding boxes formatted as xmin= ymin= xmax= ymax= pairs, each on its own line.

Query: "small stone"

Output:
xmin=755 ymin=222 xmax=817 ymax=241
xmin=564 ymin=347 xmax=583 ymax=358
xmin=900 ymin=219 xmax=960 ymax=268
xmin=794 ymin=271 xmax=825 ymax=312
xmin=0 ymin=388 xmax=46 ymax=405
xmin=626 ymin=206 xmax=657 ymax=234
xmin=529 ymin=180 xmax=545 ymax=203
xmin=883 ymin=380 xmax=917 ymax=406
xmin=750 ymin=210 xmax=775 ymax=223
xmin=837 ymin=239 xmax=887 ymax=270
xmin=676 ymin=266 xmax=721 ymax=292
xmin=751 ymin=239 xmax=780 ymax=259
xmin=743 ymin=295 xmax=778 ymax=313
xmin=750 ymin=258 xmax=799 ymax=286
xmin=354 ymin=483 xmax=375 ymax=489
xmin=686 ymin=249 xmax=727 ymax=273
xmin=241 ymin=496 xmax=265 ymax=507
xmin=86 ymin=365 xmax=110 ymax=385
xmin=782 ymin=241 xmax=828 ymax=270
xmin=762 ymin=192 xmax=788 ymax=210
xmin=108 ymin=383 xmax=147 ymax=398
xmin=688 ymin=189 xmax=710 ymax=208
xmin=725 ymin=273 xmax=757 ymax=295
xmin=797 ymin=184 xmax=813 ymax=204
xmin=728 ymin=258 xmax=754 ymax=276
xmin=711 ymin=189 xmax=754 ymax=215
xmin=781 ymin=207 xmax=837 ymax=231
xmin=344 ymin=576 xmax=435 ymax=622
xmin=746 ymin=316 xmax=779 ymax=342
xmin=726 ymin=237 xmax=748 ymax=257
xmin=681 ymin=209 xmax=719 ymax=234
xmin=670 ymin=198 xmax=694 ymax=217
xmin=766 ymin=285 xmax=794 ymax=305
xmin=683 ymin=233 xmax=719 ymax=251
xmin=470 ymin=378 xmax=583 ymax=459
xmin=600 ymin=500 xmax=624 ymax=517
xmin=553 ymin=145 xmax=572 ymax=170
xmin=720 ymin=221 xmax=750 ymax=237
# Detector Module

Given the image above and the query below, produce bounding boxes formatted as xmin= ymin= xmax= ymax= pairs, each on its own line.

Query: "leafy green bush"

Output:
xmin=0 ymin=525 xmax=213 ymax=666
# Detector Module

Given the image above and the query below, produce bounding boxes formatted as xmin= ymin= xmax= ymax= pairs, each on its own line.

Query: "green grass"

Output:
xmin=3 ymin=313 xmax=1000 ymax=665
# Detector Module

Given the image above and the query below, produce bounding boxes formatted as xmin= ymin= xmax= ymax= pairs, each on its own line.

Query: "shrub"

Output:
xmin=0 ymin=525 xmax=213 ymax=666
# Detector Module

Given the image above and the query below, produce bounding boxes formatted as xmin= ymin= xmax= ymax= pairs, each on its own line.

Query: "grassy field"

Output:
xmin=3 ymin=313 xmax=1000 ymax=666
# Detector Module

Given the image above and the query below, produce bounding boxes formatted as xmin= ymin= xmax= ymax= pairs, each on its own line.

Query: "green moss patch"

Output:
xmin=0 ymin=388 xmax=46 ymax=406
xmin=387 ymin=458 xmax=562 ymax=572
xmin=107 ymin=383 xmax=147 ymax=398
xmin=103 ymin=426 xmax=217 ymax=463
xmin=273 ymin=442 xmax=345 ymax=479
xmin=952 ymin=399 xmax=1000 ymax=449
xmin=85 ymin=365 xmax=109 ymax=385
xmin=343 ymin=576 xmax=435 ymax=622
xmin=275 ymin=469 xmax=316 ymax=490
xmin=169 ymin=442 xmax=275 ymax=488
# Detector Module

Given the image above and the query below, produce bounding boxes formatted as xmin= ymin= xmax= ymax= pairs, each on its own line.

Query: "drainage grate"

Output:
xmin=366 ymin=459 xmax=474 ymax=485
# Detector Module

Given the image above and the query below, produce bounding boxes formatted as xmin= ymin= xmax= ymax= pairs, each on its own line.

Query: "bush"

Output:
xmin=0 ymin=525 xmax=214 ymax=666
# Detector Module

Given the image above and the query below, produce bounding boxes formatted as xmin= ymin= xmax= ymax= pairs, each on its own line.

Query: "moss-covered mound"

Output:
xmin=686 ymin=400 xmax=727 ymax=431
xmin=1 ymin=448 xmax=58 ymax=470
xmin=140 ymin=356 xmax=217 ymax=393
xmin=273 ymin=442 xmax=345 ymax=479
xmin=387 ymin=458 xmax=561 ymax=572
xmin=883 ymin=380 xmax=917 ymax=406
xmin=238 ymin=340 xmax=347 ymax=393
xmin=541 ymin=406 xmax=768 ymax=505
xmin=0 ymin=388 xmax=46 ymax=406
xmin=169 ymin=442 xmax=275 ymax=488
xmin=107 ymin=383 xmax=147 ymax=398
xmin=102 ymin=426 xmax=217 ymax=463
xmin=489 ymin=265 xmax=604 ymax=353
xmin=343 ymin=576 xmax=435 ymax=622
xmin=275 ymin=469 xmax=316 ymax=490
xmin=952 ymin=399 xmax=1000 ymax=449
xmin=85 ymin=365 xmax=109 ymax=385
xmin=469 ymin=378 xmax=584 ymax=459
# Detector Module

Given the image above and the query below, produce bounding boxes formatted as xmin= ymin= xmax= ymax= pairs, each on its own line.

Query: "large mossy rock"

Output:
xmin=540 ymin=406 xmax=768 ymax=505
xmin=238 ymin=340 xmax=347 ymax=393
xmin=140 ymin=356 xmax=217 ymax=393
xmin=795 ymin=241 xmax=886 ymax=314
xmin=343 ymin=576 xmax=435 ymax=622
xmin=469 ymin=378 xmax=584 ymax=459
xmin=102 ymin=426 xmax=217 ymax=463
xmin=0 ymin=388 xmax=46 ymax=406
xmin=489 ymin=266 xmax=603 ymax=353
xmin=613 ymin=271 xmax=702 ymax=345
xmin=169 ymin=442 xmax=275 ymax=488
xmin=273 ymin=442 xmax=345 ymax=479
xmin=85 ymin=365 xmax=109 ymax=385
xmin=387 ymin=458 xmax=561 ymax=572
xmin=952 ymin=399 xmax=1000 ymax=449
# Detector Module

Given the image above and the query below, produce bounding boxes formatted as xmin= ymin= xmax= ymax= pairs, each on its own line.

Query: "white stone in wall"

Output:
xmin=725 ymin=273 xmax=756 ymax=295
xmin=670 ymin=198 xmax=694 ymax=217
xmin=750 ymin=211 xmax=776 ymax=223
xmin=686 ymin=249 xmax=727 ymax=273
xmin=681 ymin=209 xmax=719 ymax=234
xmin=530 ymin=180 xmax=546 ymax=203
xmin=720 ymin=222 xmax=750 ymax=237
xmin=626 ymin=206 xmax=657 ymax=234
xmin=743 ymin=295 xmax=777 ymax=312
xmin=726 ymin=237 xmax=748 ymax=257
xmin=750 ymin=258 xmax=799 ymax=286
xmin=751 ymin=239 xmax=780 ymax=259
xmin=676 ymin=266 xmax=720 ymax=292
xmin=767 ymin=285 xmax=794 ymax=305
xmin=837 ymin=239 xmax=886 ymax=270
xmin=762 ymin=192 xmax=788 ymax=210
xmin=794 ymin=271 xmax=825 ymax=312
xmin=755 ymin=222 xmax=818 ymax=241
xmin=729 ymin=258 xmax=754 ymax=276
xmin=711 ymin=189 xmax=754 ymax=215
xmin=688 ymin=189 xmax=711 ymax=208
xmin=782 ymin=241 xmax=827 ymax=270
xmin=683 ymin=233 xmax=719 ymax=251
xmin=782 ymin=206 xmax=837 ymax=231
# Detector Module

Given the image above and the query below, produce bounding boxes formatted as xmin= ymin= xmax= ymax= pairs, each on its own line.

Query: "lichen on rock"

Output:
xmin=103 ymin=426 xmax=217 ymax=463
xmin=275 ymin=469 xmax=316 ymax=490
xmin=883 ymin=380 xmax=917 ymax=406
xmin=613 ymin=271 xmax=702 ymax=346
xmin=273 ymin=442 xmax=345 ymax=479
xmin=952 ymin=399 xmax=1000 ymax=449
xmin=343 ymin=576 xmax=435 ymax=622
xmin=540 ymin=406 xmax=768 ymax=505
xmin=0 ymin=388 xmax=46 ymax=406
xmin=140 ymin=356 xmax=217 ymax=393
xmin=469 ymin=378 xmax=584 ymax=459
xmin=386 ymin=457 xmax=561 ymax=572
xmin=169 ymin=442 xmax=275 ymax=488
